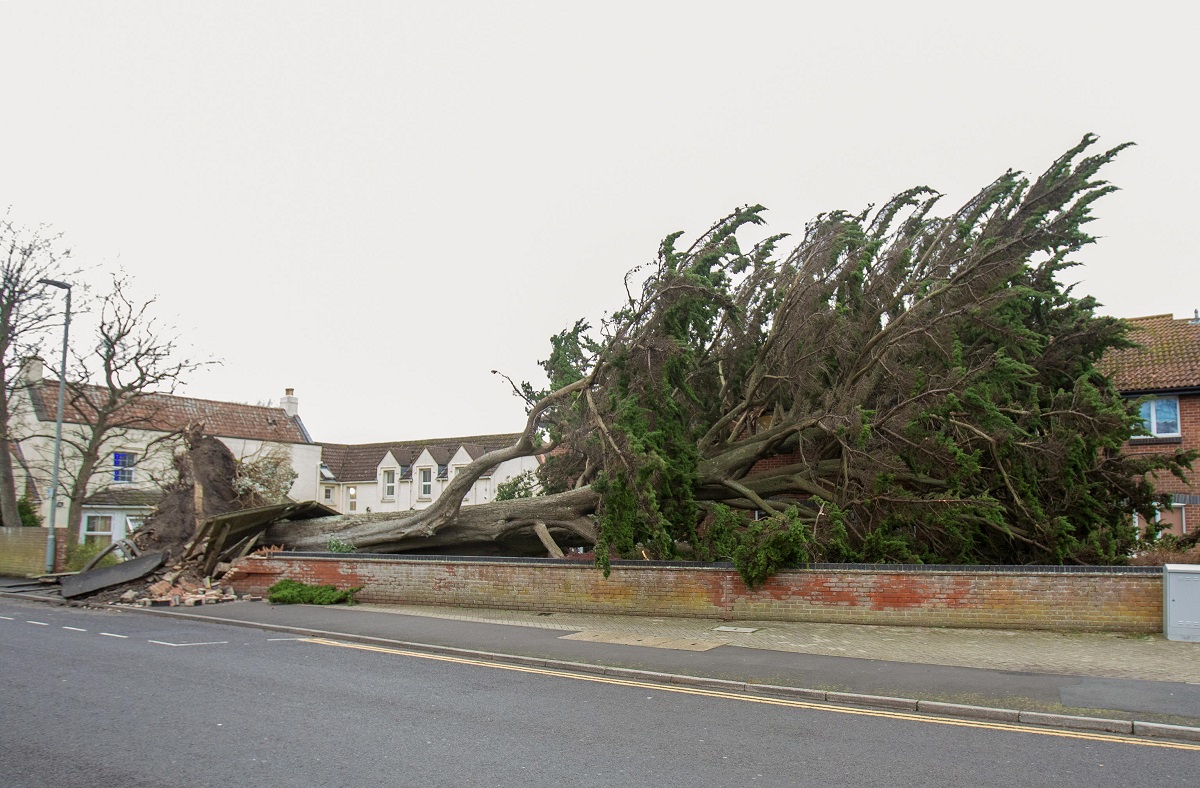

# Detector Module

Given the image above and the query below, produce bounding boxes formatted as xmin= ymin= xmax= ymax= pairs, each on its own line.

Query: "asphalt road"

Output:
xmin=2 ymin=600 xmax=1196 ymax=788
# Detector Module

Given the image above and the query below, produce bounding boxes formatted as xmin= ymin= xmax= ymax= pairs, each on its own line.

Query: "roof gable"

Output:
xmin=317 ymin=432 xmax=520 ymax=482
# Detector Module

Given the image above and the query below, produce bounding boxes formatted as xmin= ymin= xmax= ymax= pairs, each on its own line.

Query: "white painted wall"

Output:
xmin=11 ymin=383 xmax=322 ymax=540
xmin=318 ymin=450 xmax=542 ymax=514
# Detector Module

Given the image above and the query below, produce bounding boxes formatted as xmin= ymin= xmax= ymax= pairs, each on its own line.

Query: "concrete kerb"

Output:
xmin=0 ymin=589 xmax=62 ymax=603
xmin=12 ymin=596 xmax=1200 ymax=746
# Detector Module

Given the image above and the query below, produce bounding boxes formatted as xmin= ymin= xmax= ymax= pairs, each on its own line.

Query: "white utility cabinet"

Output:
xmin=1164 ymin=564 xmax=1200 ymax=642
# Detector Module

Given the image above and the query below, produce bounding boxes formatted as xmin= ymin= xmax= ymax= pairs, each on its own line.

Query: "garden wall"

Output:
xmin=0 ymin=527 xmax=67 ymax=576
xmin=224 ymin=554 xmax=1163 ymax=633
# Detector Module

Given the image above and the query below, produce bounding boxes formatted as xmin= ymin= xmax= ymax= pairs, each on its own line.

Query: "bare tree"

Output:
xmin=0 ymin=212 xmax=74 ymax=528
xmin=43 ymin=275 xmax=212 ymax=544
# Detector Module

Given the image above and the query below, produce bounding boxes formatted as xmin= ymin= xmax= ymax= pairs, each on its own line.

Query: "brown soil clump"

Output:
xmin=131 ymin=427 xmax=241 ymax=563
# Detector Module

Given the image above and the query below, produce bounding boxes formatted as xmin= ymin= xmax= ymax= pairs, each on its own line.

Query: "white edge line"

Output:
xmin=99 ymin=632 xmax=128 ymax=638
xmin=266 ymin=637 xmax=309 ymax=641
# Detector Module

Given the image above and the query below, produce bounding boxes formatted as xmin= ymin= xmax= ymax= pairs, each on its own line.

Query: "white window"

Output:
xmin=382 ymin=469 xmax=396 ymax=499
xmin=83 ymin=515 xmax=113 ymax=545
xmin=347 ymin=486 xmax=357 ymax=512
xmin=323 ymin=486 xmax=333 ymax=501
xmin=1139 ymin=397 xmax=1181 ymax=437
xmin=419 ymin=468 xmax=432 ymax=498
xmin=113 ymin=452 xmax=137 ymax=483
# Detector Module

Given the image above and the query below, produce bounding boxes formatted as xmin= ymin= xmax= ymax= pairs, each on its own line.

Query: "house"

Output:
xmin=14 ymin=359 xmax=322 ymax=545
xmin=1100 ymin=313 xmax=1200 ymax=537
xmin=316 ymin=433 xmax=537 ymax=514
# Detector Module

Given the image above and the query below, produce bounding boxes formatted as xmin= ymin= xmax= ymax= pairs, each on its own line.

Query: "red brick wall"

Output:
xmin=225 ymin=556 xmax=1163 ymax=633
xmin=1123 ymin=392 xmax=1200 ymax=537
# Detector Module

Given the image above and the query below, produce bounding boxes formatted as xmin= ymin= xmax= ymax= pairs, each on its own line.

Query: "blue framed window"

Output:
xmin=113 ymin=452 xmax=137 ymax=483
xmin=1139 ymin=397 xmax=1180 ymax=438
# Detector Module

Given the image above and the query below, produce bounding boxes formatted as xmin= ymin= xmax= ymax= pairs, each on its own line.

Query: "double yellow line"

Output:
xmin=304 ymin=637 xmax=1200 ymax=752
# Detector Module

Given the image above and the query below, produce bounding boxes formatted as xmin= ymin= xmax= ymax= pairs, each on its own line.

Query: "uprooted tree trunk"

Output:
xmin=267 ymin=375 xmax=602 ymax=555
xmin=265 ymin=487 xmax=599 ymax=555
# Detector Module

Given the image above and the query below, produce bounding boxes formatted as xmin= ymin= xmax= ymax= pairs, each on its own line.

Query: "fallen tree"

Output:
xmin=271 ymin=136 xmax=1193 ymax=580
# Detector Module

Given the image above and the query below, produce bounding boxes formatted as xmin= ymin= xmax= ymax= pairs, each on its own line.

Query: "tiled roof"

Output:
xmin=319 ymin=433 xmax=520 ymax=482
xmin=83 ymin=488 xmax=164 ymax=508
xmin=1100 ymin=314 xmax=1200 ymax=392
xmin=28 ymin=381 xmax=311 ymax=444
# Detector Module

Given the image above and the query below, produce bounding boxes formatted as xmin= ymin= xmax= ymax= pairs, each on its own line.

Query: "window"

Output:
xmin=382 ymin=469 xmax=396 ymax=499
xmin=419 ymin=468 xmax=432 ymax=498
xmin=113 ymin=452 xmax=137 ymax=483
xmin=1139 ymin=397 xmax=1181 ymax=437
xmin=323 ymin=486 xmax=333 ymax=501
xmin=437 ymin=464 xmax=448 ymax=480
xmin=84 ymin=515 xmax=113 ymax=545
xmin=347 ymin=486 xmax=357 ymax=512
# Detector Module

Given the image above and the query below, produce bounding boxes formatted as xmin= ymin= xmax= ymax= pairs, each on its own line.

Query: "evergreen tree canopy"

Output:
xmin=276 ymin=136 xmax=1193 ymax=584
xmin=527 ymin=135 xmax=1192 ymax=578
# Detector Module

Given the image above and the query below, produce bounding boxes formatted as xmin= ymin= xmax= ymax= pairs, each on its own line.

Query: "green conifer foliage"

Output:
xmin=527 ymin=136 xmax=1192 ymax=582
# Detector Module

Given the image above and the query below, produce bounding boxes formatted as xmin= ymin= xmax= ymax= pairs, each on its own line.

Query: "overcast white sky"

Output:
xmin=2 ymin=1 xmax=1196 ymax=443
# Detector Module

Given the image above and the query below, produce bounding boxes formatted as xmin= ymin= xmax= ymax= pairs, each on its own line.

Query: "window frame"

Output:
xmin=1139 ymin=396 xmax=1181 ymax=438
xmin=112 ymin=451 xmax=137 ymax=483
xmin=83 ymin=514 xmax=114 ymax=545
xmin=382 ymin=469 xmax=396 ymax=500
xmin=419 ymin=468 xmax=432 ymax=499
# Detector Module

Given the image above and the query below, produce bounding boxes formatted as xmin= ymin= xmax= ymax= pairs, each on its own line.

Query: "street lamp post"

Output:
xmin=38 ymin=278 xmax=71 ymax=575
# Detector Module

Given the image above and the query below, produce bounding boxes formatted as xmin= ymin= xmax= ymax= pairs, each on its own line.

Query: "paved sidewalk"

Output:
xmin=341 ymin=603 xmax=1199 ymax=684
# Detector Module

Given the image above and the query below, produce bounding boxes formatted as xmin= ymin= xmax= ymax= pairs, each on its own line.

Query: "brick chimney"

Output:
xmin=281 ymin=388 xmax=299 ymax=418
xmin=20 ymin=357 xmax=44 ymax=383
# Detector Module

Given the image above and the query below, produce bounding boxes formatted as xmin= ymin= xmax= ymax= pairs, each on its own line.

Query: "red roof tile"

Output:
xmin=1100 ymin=314 xmax=1200 ymax=392
xmin=29 ymin=381 xmax=310 ymax=444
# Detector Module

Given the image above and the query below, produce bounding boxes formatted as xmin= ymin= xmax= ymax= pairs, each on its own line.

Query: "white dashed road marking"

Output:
xmin=26 ymin=620 xmax=48 ymax=626
xmin=148 ymin=640 xmax=229 ymax=647
xmin=0 ymin=615 xmax=14 ymax=620
xmin=99 ymin=632 xmax=128 ymax=639
xmin=62 ymin=626 xmax=87 ymax=632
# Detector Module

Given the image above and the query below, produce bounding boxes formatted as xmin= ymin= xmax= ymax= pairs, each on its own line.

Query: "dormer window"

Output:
xmin=382 ymin=469 xmax=396 ymax=499
xmin=419 ymin=468 xmax=432 ymax=498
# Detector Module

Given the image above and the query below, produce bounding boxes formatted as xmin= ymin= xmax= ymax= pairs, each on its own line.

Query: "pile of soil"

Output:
xmin=131 ymin=429 xmax=241 ymax=563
